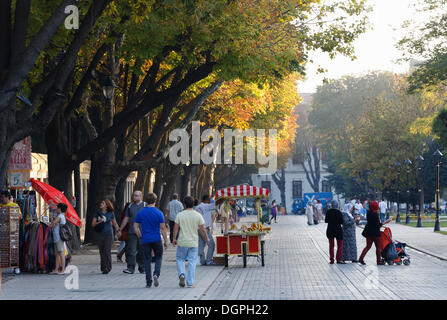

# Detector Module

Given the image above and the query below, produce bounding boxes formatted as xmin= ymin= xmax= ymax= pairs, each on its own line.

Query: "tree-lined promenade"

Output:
xmin=0 ymin=1 xmax=369 ymax=248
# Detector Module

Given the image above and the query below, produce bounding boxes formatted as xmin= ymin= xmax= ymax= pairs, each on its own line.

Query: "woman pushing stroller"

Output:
xmin=358 ymin=201 xmax=392 ymax=265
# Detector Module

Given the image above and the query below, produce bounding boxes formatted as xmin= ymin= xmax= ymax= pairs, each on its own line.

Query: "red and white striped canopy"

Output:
xmin=215 ymin=185 xmax=270 ymax=199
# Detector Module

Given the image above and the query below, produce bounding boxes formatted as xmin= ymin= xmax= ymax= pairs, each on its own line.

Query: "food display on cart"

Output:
xmin=215 ymin=184 xmax=271 ymax=268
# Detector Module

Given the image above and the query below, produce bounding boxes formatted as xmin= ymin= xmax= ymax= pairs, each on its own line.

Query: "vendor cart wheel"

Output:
xmin=261 ymin=240 xmax=265 ymax=267
xmin=242 ymin=243 xmax=247 ymax=268
xmin=403 ymin=259 xmax=410 ymax=266
xmin=224 ymin=254 xmax=229 ymax=268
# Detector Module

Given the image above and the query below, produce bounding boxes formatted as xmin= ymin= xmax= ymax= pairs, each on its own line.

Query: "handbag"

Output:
xmin=60 ymin=223 xmax=73 ymax=241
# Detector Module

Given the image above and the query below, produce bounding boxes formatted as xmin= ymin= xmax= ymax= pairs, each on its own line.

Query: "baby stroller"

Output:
xmin=380 ymin=227 xmax=411 ymax=266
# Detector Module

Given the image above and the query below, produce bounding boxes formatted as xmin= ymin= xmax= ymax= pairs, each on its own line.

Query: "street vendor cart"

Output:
xmin=215 ymin=185 xmax=271 ymax=268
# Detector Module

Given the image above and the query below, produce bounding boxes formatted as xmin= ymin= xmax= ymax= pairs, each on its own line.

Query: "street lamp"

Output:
xmin=102 ymin=76 xmax=116 ymax=100
xmin=395 ymin=162 xmax=401 ymax=223
xmin=416 ymin=155 xmax=424 ymax=227
xmin=404 ymin=159 xmax=412 ymax=224
xmin=433 ymin=149 xmax=443 ymax=232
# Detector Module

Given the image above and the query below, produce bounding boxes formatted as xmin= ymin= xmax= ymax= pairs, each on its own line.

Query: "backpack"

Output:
xmin=59 ymin=223 xmax=73 ymax=242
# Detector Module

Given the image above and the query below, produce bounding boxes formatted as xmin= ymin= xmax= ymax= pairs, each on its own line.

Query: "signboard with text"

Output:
xmin=9 ymin=136 xmax=32 ymax=171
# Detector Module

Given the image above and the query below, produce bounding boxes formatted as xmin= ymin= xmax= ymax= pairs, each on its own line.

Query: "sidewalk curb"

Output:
xmin=356 ymin=225 xmax=447 ymax=262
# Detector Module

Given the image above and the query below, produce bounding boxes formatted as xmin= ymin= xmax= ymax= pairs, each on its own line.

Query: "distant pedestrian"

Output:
xmin=217 ymin=200 xmax=230 ymax=234
xmin=196 ymin=195 xmax=217 ymax=266
xmin=341 ymin=206 xmax=360 ymax=263
xmin=119 ymin=190 xmax=147 ymax=274
xmin=305 ymin=201 xmax=314 ymax=225
xmin=325 ymin=200 xmax=344 ymax=264
xmin=269 ymin=200 xmax=277 ymax=224
xmin=166 ymin=193 xmax=184 ymax=244
xmin=133 ymin=193 xmax=168 ymax=288
xmin=316 ymin=200 xmax=324 ymax=222
xmin=172 ymin=196 xmax=209 ymax=288
xmin=358 ymin=201 xmax=392 ymax=265
xmin=379 ymin=199 xmax=387 ymax=223
xmin=50 ymin=203 xmax=68 ymax=274
xmin=92 ymin=200 xmax=120 ymax=274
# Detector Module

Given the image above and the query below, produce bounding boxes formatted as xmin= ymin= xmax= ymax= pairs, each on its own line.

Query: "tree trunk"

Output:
xmin=115 ymin=176 xmax=127 ymax=221
xmin=84 ymin=155 xmax=100 ymax=244
xmin=272 ymin=168 xmax=287 ymax=213
xmin=180 ymin=165 xmax=191 ymax=200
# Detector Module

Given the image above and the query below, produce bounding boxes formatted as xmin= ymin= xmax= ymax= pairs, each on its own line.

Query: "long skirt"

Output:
xmin=341 ymin=225 xmax=357 ymax=261
xmin=306 ymin=208 xmax=314 ymax=225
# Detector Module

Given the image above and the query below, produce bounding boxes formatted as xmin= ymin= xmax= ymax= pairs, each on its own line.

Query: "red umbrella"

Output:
xmin=29 ymin=178 xmax=82 ymax=227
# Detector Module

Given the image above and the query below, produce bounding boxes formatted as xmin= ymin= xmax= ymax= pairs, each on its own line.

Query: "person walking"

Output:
xmin=358 ymin=201 xmax=392 ymax=265
xmin=325 ymin=200 xmax=345 ymax=264
xmin=91 ymin=200 xmax=120 ymax=274
xmin=269 ymin=200 xmax=278 ymax=224
xmin=315 ymin=200 xmax=324 ymax=222
xmin=133 ymin=193 xmax=168 ymax=288
xmin=217 ymin=200 xmax=230 ymax=234
xmin=341 ymin=205 xmax=360 ymax=262
xmin=118 ymin=190 xmax=147 ymax=274
xmin=195 ymin=195 xmax=217 ymax=266
xmin=379 ymin=199 xmax=387 ymax=223
xmin=172 ymin=196 xmax=209 ymax=288
xmin=50 ymin=203 xmax=68 ymax=274
xmin=305 ymin=201 xmax=314 ymax=225
xmin=166 ymin=193 xmax=184 ymax=244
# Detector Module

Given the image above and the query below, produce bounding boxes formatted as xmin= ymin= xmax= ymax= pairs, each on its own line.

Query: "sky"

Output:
xmin=298 ymin=0 xmax=428 ymax=93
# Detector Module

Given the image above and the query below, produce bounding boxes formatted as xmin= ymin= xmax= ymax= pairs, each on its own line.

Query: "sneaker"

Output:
xmin=358 ymin=260 xmax=366 ymax=265
xmin=102 ymin=271 xmax=109 ymax=274
xmin=123 ymin=269 xmax=134 ymax=274
xmin=139 ymin=269 xmax=145 ymax=274
xmin=187 ymin=284 xmax=195 ymax=288
xmin=200 ymin=262 xmax=207 ymax=266
xmin=207 ymin=261 xmax=216 ymax=266
xmin=146 ymin=284 xmax=151 ymax=288
xmin=329 ymin=261 xmax=334 ymax=264
xmin=179 ymin=274 xmax=186 ymax=287
xmin=153 ymin=275 xmax=159 ymax=287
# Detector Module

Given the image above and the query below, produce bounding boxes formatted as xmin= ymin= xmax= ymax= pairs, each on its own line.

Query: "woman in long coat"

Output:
xmin=325 ymin=200 xmax=345 ymax=264
xmin=306 ymin=202 xmax=314 ymax=225
xmin=341 ymin=207 xmax=359 ymax=262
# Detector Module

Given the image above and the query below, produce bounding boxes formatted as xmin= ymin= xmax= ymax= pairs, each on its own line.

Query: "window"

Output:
xmin=322 ymin=180 xmax=331 ymax=193
xmin=292 ymin=180 xmax=302 ymax=199
xmin=261 ymin=181 xmax=271 ymax=191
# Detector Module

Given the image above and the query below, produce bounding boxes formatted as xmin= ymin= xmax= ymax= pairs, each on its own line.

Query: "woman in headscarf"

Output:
xmin=316 ymin=200 xmax=324 ymax=222
xmin=305 ymin=201 xmax=314 ymax=225
xmin=341 ymin=204 xmax=360 ymax=262
xmin=325 ymin=200 xmax=345 ymax=264
xmin=358 ymin=201 xmax=392 ymax=265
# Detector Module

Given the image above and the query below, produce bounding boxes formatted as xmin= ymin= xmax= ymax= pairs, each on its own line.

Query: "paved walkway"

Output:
xmin=1 ymin=215 xmax=447 ymax=299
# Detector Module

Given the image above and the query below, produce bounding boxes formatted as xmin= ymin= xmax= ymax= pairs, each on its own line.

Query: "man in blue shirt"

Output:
xmin=134 ymin=193 xmax=168 ymax=288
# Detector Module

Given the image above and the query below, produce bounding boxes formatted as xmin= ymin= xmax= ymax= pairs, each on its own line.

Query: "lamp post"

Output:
xmin=416 ymin=155 xmax=424 ymax=227
xmin=433 ymin=150 xmax=443 ymax=232
xmin=404 ymin=159 xmax=412 ymax=224
xmin=395 ymin=162 xmax=401 ymax=223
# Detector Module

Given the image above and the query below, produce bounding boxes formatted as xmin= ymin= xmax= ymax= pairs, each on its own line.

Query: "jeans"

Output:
xmin=198 ymin=227 xmax=215 ymax=265
xmin=328 ymin=238 xmax=343 ymax=262
xmin=176 ymin=246 xmax=198 ymax=286
xmin=380 ymin=213 xmax=386 ymax=223
xmin=359 ymin=236 xmax=382 ymax=263
xmin=98 ymin=234 xmax=113 ymax=273
xmin=126 ymin=233 xmax=144 ymax=272
xmin=142 ymin=241 xmax=163 ymax=286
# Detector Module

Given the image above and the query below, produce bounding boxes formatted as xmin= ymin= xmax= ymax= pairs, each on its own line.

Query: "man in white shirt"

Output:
xmin=166 ymin=193 xmax=184 ymax=243
xmin=379 ymin=199 xmax=388 ymax=222
xmin=354 ymin=199 xmax=363 ymax=215
xmin=195 ymin=194 xmax=216 ymax=266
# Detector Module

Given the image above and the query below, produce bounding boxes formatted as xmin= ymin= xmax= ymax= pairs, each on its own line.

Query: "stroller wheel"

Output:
xmin=403 ymin=259 xmax=410 ymax=266
xmin=387 ymin=260 xmax=394 ymax=265
xmin=396 ymin=261 xmax=402 ymax=265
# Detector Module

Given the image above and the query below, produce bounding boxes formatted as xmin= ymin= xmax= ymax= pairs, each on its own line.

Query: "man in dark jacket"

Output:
xmin=325 ymin=200 xmax=345 ymax=264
